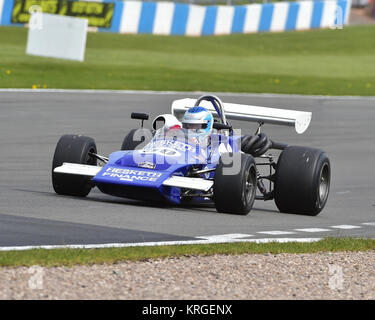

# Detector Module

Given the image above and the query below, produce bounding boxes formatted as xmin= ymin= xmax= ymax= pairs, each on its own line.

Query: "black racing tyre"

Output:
xmin=121 ymin=128 xmax=153 ymax=151
xmin=274 ymin=146 xmax=330 ymax=216
xmin=213 ymin=153 xmax=257 ymax=215
xmin=52 ymin=134 xmax=97 ymax=197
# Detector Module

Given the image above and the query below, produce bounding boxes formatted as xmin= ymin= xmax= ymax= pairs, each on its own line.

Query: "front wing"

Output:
xmin=53 ymin=163 xmax=213 ymax=192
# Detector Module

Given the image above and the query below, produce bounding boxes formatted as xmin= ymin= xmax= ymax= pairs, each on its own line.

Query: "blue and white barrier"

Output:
xmin=0 ymin=0 xmax=352 ymax=36
xmin=117 ymin=0 xmax=351 ymax=35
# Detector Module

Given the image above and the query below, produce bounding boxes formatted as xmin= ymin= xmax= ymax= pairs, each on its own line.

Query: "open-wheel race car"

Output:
xmin=52 ymin=94 xmax=330 ymax=216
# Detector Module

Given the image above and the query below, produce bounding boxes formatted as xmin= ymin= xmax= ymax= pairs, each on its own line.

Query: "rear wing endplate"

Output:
xmin=171 ymin=98 xmax=312 ymax=134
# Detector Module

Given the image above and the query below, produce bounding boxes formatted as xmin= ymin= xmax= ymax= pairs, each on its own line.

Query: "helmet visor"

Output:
xmin=182 ymin=123 xmax=207 ymax=130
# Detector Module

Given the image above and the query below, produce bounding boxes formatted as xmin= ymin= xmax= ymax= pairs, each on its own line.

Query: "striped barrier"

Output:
xmin=0 ymin=0 xmax=351 ymax=36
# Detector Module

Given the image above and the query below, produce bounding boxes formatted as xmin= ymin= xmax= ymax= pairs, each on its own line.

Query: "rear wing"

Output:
xmin=171 ymin=98 xmax=312 ymax=134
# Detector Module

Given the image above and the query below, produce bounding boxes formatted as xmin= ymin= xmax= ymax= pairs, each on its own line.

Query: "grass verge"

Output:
xmin=1 ymin=25 xmax=375 ymax=95
xmin=0 ymin=238 xmax=374 ymax=267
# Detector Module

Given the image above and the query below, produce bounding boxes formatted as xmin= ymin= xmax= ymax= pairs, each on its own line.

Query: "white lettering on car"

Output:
xmin=102 ymin=167 xmax=162 ymax=182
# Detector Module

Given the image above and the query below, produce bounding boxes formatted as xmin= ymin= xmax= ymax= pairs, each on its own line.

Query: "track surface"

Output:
xmin=0 ymin=91 xmax=374 ymax=247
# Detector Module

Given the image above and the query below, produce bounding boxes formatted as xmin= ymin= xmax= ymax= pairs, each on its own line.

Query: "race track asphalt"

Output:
xmin=0 ymin=90 xmax=374 ymax=247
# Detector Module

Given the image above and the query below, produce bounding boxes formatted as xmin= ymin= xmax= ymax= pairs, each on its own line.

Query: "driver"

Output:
xmin=181 ymin=106 xmax=213 ymax=145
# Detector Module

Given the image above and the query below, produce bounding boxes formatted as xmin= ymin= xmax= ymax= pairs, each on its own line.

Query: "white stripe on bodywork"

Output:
xmin=270 ymin=2 xmax=289 ymax=32
xmin=163 ymin=176 xmax=213 ymax=192
xmin=185 ymin=5 xmax=206 ymax=36
xmin=214 ymin=6 xmax=235 ymax=35
xmin=54 ymin=163 xmax=101 ymax=177
xmin=153 ymin=2 xmax=175 ymax=35
xmin=243 ymin=4 xmax=262 ymax=33
xmin=119 ymin=0 xmax=142 ymax=34
xmin=296 ymin=1 xmax=314 ymax=31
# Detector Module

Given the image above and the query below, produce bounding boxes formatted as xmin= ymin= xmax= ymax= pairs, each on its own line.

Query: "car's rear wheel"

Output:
xmin=213 ymin=153 xmax=257 ymax=215
xmin=52 ymin=134 xmax=97 ymax=197
xmin=274 ymin=146 xmax=330 ymax=216
xmin=121 ymin=128 xmax=153 ymax=151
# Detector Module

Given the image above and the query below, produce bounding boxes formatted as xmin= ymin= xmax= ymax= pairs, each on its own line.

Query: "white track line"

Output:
xmin=0 ymin=88 xmax=375 ymax=100
xmin=3 ymin=222 xmax=374 ymax=252
xmin=200 ymin=234 xmax=254 ymax=241
xmin=256 ymin=231 xmax=296 ymax=235
xmin=294 ymin=228 xmax=332 ymax=233
xmin=0 ymin=237 xmax=323 ymax=252
xmin=331 ymin=225 xmax=362 ymax=230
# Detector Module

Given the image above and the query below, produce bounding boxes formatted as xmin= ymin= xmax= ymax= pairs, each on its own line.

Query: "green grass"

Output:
xmin=0 ymin=25 xmax=375 ymax=95
xmin=1 ymin=238 xmax=375 ymax=267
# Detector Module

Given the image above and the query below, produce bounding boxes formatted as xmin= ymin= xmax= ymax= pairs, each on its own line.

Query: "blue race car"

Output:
xmin=52 ymin=95 xmax=330 ymax=216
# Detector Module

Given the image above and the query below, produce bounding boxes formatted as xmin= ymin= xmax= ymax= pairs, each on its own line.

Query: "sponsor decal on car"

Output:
xmin=143 ymin=140 xmax=193 ymax=153
xmin=102 ymin=167 xmax=162 ymax=182
xmin=138 ymin=162 xmax=156 ymax=169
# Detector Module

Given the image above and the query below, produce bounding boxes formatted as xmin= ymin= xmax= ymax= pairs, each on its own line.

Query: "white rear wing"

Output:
xmin=171 ymin=98 xmax=312 ymax=134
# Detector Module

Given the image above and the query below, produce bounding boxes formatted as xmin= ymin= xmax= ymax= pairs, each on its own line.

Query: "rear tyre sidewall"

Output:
xmin=52 ymin=134 xmax=97 ymax=197
xmin=274 ymin=146 xmax=330 ymax=216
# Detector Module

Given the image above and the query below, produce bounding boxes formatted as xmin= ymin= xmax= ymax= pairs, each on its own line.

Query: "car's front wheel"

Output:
xmin=52 ymin=134 xmax=97 ymax=197
xmin=213 ymin=153 xmax=257 ymax=215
